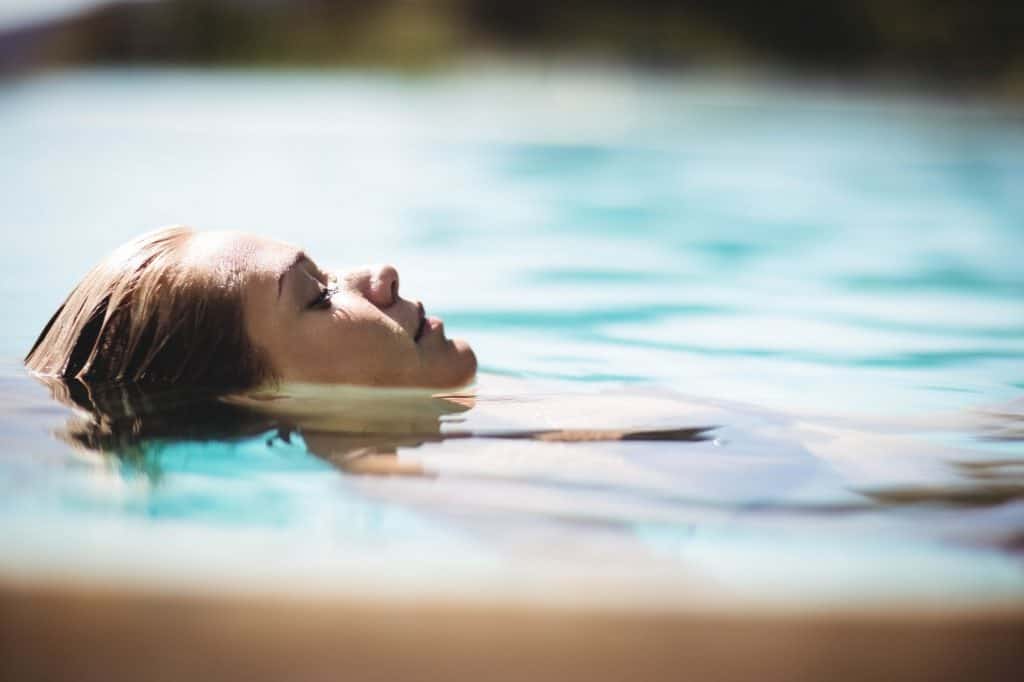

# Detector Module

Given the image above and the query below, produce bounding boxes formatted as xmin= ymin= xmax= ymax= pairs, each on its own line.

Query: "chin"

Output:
xmin=446 ymin=339 xmax=477 ymax=387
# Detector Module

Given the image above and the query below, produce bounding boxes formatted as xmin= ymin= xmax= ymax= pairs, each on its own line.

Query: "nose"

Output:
xmin=350 ymin=264 xmax=400 ymax=308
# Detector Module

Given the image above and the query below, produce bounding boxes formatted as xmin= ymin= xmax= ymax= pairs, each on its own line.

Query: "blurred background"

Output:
xmin=1 ymin=0 xmax=1023 ymax=97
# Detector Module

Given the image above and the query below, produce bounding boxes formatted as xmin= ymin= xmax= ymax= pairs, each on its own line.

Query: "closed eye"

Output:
xmin=307 ymin=285 xmax=337 ymax=310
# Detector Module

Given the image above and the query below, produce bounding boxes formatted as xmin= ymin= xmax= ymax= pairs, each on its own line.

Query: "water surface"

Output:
xmin=0 ymin=67 xmax=1022 ymax=606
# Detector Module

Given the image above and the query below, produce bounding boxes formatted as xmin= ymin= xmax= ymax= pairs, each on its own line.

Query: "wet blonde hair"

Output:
xmin=25 ymin=225 xmax=272 ymax=389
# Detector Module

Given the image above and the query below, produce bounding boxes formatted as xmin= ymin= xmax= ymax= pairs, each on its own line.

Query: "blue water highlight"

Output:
xmin=0 ymin=67 xmax=1021 ymax=605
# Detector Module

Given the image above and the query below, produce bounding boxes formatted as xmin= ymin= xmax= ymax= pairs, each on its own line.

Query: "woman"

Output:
xmin=25 ymin=225 xmax=478 ymax=390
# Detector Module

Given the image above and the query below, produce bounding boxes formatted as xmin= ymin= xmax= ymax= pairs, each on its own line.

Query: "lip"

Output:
xmin=423 ymin=316 xmax=443 ymax=336
xmin=413 ymin=302 xmax=426 ymax=342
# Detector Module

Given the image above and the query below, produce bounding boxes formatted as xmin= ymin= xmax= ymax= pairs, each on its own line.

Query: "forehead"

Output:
xmin=187 ymin=231 xmax=301 ymax=279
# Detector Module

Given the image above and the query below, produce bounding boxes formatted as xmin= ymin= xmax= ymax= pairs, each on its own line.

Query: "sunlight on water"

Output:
xmin=0 ymin=67 xmax=1021 ymax=606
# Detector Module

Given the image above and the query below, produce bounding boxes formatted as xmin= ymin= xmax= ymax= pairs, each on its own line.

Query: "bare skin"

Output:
xmin=188 ymin=231 xmax=477 ymax=388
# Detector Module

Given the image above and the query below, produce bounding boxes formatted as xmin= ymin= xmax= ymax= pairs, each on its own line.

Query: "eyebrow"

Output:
xmin=277 ymin=251 xmax=311 ymax=301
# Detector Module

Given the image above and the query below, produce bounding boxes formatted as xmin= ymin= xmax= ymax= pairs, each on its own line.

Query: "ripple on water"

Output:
xmin=0 ymin=69 xmax=1021 ymax=605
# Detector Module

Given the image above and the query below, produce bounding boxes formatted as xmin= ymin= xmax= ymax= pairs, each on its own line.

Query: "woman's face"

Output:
xmin=193 ymin=231 xmax=476 ymax=388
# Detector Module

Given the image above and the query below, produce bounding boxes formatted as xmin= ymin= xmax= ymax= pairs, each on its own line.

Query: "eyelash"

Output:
xmin=308 ymin=284 xmax=338 ymax=310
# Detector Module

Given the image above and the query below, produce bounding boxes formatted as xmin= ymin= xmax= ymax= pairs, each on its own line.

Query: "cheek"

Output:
xmin=284 ymin=311 xmax=420 ymax=383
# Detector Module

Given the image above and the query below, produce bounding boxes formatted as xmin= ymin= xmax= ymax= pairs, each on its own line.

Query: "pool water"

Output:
xmin=0 ymin=67 xmax=1022 ymax=606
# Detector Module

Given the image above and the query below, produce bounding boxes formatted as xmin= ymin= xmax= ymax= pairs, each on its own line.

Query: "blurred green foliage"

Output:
xmin=4 ymin=0 xmax=1023 ymax=95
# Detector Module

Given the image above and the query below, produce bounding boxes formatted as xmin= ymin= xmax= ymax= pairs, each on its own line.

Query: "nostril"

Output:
xmin=378 ymin=264 xmax=399 ymax=305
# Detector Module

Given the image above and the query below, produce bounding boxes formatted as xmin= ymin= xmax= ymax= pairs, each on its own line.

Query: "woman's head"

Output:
xmin=26 ymin=226 xmax=477 ymax=390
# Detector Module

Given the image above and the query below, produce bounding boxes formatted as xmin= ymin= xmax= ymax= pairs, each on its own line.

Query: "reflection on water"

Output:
xmin=44 ymin=375 xmax=715 ymax=480
xmin=975 ymin=403 xmax=1024 ymax=442
xmin=0 ymin=68 xmax=1021 ymax=606
xmin=1 ymin=366 xmax=1021 ymax=604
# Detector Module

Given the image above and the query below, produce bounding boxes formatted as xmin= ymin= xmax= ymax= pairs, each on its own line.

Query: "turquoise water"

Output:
xmin=0 ymin=68 xmax=1022 ymax=605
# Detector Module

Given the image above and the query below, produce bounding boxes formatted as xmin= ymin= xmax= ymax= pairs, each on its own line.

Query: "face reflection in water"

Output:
xmin=191 ymin=231 xmax=477 ymax=389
